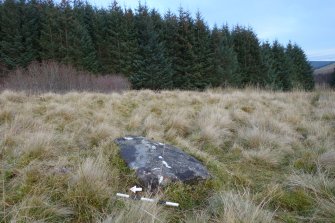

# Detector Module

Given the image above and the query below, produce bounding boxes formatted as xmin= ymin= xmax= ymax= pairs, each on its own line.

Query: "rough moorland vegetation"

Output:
xmin=1 ymin=89 xmax=334 ymax=222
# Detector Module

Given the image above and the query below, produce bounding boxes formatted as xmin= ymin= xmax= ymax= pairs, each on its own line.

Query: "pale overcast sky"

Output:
xmin=89 ymin=0 xmax=335 ymax=61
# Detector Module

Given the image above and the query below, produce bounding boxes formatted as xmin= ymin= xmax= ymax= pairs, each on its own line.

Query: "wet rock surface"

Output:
xmin=115 ymin=136 xmax=210 ymax=189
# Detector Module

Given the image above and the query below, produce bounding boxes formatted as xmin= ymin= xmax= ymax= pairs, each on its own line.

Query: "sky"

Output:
xmin=89 ymin=0 xmax=335 ymax=61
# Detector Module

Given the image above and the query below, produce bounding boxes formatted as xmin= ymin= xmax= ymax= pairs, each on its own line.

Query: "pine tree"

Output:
xmin=209 ymin=25 xmax=240 ymax=87
xmin=58 ymin=0 xmax=77 ymax=64
xmin=39 ymin=1 xmax=62 ymax=61
xmin=20 ymin=0 xmax=42 ymax=66
xmin=105 ymin=1 xmax=124 ymax=73
xmin=231 ymin=26 xmax=265 ymax=87
xmin=95 ymin=1 xmax=137 ymax=75
xmin=94 ymin=9 xmax=109 ymax=72
xmin=172 ymin=8 xmax=196 ymax=89
xmin=73 ymin=1 xmax=100 ymax=72
xmin=192 ymin=11 xmax=212 ymax=89
xmin=69 ymin=19 xmax=98 ymax=72
xmin=163 ymin=10 xmax=178 ymax=87
xmin=118 ymin=8 xmax=138 ymax=76
xmin=130 ymin=4 xmax=172 ymax=89
xmin=0 ymin=0 xmax=4 ymax=74
xmin=286 ymin=42 xmax=314 ymax=90
xmin=271 ymin=40 xmax=292 ymax=91
xmin=260 ymin=41 xmax=277 ymax=89
xmin=0 ymin=0 xmax=24 ymax=68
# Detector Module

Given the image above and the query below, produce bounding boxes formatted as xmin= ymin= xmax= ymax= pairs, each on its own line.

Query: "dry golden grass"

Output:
xmin=1 ymin=88 xmax=335 ymax=222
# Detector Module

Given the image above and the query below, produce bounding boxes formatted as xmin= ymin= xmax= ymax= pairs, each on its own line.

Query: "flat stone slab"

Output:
xmin=115 ymin=136 xmax=210 ymax=189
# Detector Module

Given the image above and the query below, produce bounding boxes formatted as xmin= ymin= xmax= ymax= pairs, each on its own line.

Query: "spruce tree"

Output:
xmin=163 ymin=10 xmax=178 ymax=87
xmin=0 ymin=0 xmax=24 ymax=68
xmin=73 ymin=1 xmax=100 ymax=72
xmin=271 ymin=40 xmax=292 ymax=91
xmin=21 ymin=0 xmax=42 ymax=66
xmin=210 ymin=25 xmax=240 ymax=87
xmin=58 ymin=0 xmax=76 ymax=64
xmin=69 ymin=19 xmax=99 ymax=72
xmin=95 ymin=1 xmax=137 ymax=75
xmin=286 ymin=42 xmax=314 ymax=90
xmin=173 ymin=8 xmax=196 ymax=89
xmin=260 ymin=41 xmax=277 ymax=89
xmin=39 ymin=1 xmax=62 ymax=61
xmin=118 ymin=8 xmax=138 ymax=76
xmin=192 ymin=11 xmax=212 ymax=89
xmin=130 ymin=4 xmax=172 ymax=89
xmin=94 ymin=9 xmax=109 ymax=72
xmin=105 ymin=1 xmax=124 ymax=73
xmin=231 ymin=26 xmax=265 ymax=87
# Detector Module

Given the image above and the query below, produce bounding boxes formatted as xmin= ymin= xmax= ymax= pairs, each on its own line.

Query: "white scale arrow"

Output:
xmin=130 ymin=185 xmax=142 ymax=193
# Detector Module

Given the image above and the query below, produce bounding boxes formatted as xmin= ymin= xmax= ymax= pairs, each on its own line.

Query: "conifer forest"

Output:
xmin=0 ymin=0 xmax=315 ymax=90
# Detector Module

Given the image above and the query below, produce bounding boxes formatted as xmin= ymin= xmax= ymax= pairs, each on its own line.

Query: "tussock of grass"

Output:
xmin=1 ymin=88 xmax=335 ymax=222
xmin=207 ymin=190 xmax=275 ymax=223
xmin=287 ymin=170 xmax=335 ymax=195
xmin=101 ymin=199 xmax=168 ymax=223
xmin=242 ymin=148 xmax=284 ymax=167
xmin=319 ymin=150 xmax=335 ymax=174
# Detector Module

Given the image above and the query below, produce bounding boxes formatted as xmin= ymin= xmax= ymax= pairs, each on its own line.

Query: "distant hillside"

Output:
xmin=313 ymin=62 xmax=335 ymax=85
xmin=310 ymin=61 xmax=335 ymax=69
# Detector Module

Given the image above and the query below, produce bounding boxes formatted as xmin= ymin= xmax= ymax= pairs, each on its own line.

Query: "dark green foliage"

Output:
xmin=260 ymin=41 xmax=277 ymax=89
xmin=271 ymin=41 xmax=292 ymax=91
xmin=0 ymin=0 xmax=25 ymax=68
xmin=210 ymin=25 xmax=240 ymax=87
xmin=39 ymin=1 xmax=61 ymax=61
xmin=163 ymin=10 xmax=178 ymax=84
xmin=232 ymin=26 xmax=265 ymax=87
xmin=173 ymin=8 xmax=197 ymax=89
xmin=71 ymin=19 xmax=99 ymax=72
xmin=0 ymin=0 xmax=314 ymax=91
xmin=105 ymin=1 xmax=125 ymax=73
xmin=20 ymin=0 xmax=42 ymax=66
xmin=130 ymin=4 xmax=172 ymax=89
xmin=118 ymin=9 xmax=138 ymax=76
xmin=192 ymin=11 xmax=212 ymax=89
xmin=286 ymin=42 xmax=315 ymax=90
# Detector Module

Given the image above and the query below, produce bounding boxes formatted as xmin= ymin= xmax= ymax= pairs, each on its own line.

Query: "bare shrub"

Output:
xmin=0 ymin=61 xmax=130 ymax=93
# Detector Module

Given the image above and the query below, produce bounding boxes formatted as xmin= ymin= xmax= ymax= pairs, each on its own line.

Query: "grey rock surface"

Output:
xmin=115 ymin=136 xmax=210 ymax=189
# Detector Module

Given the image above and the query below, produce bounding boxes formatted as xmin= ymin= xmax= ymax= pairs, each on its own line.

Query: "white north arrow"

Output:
xmin=130 ymin=185 xmax=142 ymax=193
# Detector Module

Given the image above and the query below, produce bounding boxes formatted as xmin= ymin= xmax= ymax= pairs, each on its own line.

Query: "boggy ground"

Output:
xmin=1 ymin=88 xmax=335 ymax=222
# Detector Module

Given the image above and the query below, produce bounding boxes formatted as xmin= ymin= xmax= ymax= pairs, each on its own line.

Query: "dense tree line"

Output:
xmin=0 ymin=0 xmax=314 ymax=90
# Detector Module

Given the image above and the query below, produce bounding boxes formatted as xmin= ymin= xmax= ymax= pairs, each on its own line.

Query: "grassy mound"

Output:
xmin=1 ymin=89 xmax=335 ymax=222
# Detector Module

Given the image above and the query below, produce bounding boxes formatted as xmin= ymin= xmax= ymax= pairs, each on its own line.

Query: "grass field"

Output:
xmin=1 ymin=88 xmax=335 ymax=222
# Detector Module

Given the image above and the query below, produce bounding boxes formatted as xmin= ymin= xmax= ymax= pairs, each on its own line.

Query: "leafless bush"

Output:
xmin=0 ymin=61 xmax=130 ymax=93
